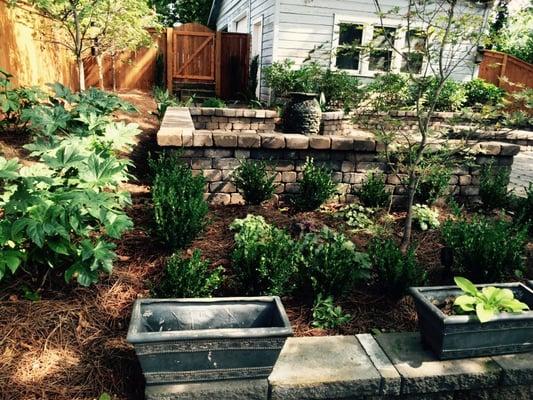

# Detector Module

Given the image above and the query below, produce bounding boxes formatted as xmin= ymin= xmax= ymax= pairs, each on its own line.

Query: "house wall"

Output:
xmin=275 ymin=0 xmax=488 ymax=82
xmin=215 ymin=0 xmax=277 ymax=99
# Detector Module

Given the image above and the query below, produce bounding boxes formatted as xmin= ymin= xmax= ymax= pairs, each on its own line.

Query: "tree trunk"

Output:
xmin=95 ymin=54 xmax=105 ymax=90
xmin=77 ymin=57 xmax=86 ymax=91
xmin=400 ymin=174 xmax=418 ymax=252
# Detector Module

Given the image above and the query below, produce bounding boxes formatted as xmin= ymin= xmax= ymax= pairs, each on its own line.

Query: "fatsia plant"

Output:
xmin=453 ymin=277 xmax=529 ymax=323
xmin=0 ymin=85 xmax=139 ymax=286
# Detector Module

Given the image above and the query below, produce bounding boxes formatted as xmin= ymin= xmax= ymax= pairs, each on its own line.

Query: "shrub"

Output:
xmin=369 ymin=237 xmax=427 ymax=299
xmin=154 ymin=250 xmax=223 ymax=298
xmin=263 ymin=59 xmax=322 ymax=97
xmin=441 ymin=215 xmax=528 ymax=282
xmin=479 ymin=162 xmax=510 ymax=210
xmin=202 ymin=97 xmax=226 ymax=108
xmin=463 ymin=79 xmax=505 ymax=107
xmin=0 ymin=84 xmax=138 ymax=286
xmin=412 ymin=204 xmax=440 ymax=231
xmin=513 ymin=183 xmax=533 ymax=235
xmin=312 ymin=294 xmax=351 ymax=329
xmin=357 ymin=172 xmax=390 ymax=208
xmin=320 ymin=69 xmax=363 ymax=111
xmin=292 ymin=158 xmax=337 ymax=211
xmin=150 ymin=151 xmax=208 ymax=250
xmin=415 ymin=165 xmax=452 ymax=205
xmin=230 ymin=215 xmax=298 ymax=295
xmin=365 ymin=73 xmax=410 ymax=110
xmin=298 ymin=227 xmax=371 ymax=297
xmin=153 ymin=87 xmax=178 ymax=121
xmin=501 ymin=88 xmax=533 ymax=129
xmin=409 ymin=77 xmax=466 ymax=111
xmin=232 ymin=160 xmax=275 ymax=205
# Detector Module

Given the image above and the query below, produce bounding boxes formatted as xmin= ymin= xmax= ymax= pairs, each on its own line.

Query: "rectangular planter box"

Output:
xmin=127 ymin=297 xmax=292 ymax=385
xmin=410 ymin=283 xmax=533 ymax=360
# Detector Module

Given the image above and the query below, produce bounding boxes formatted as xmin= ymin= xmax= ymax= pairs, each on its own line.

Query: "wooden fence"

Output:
xmin=479 ymin=50 xmax=533 ymax=93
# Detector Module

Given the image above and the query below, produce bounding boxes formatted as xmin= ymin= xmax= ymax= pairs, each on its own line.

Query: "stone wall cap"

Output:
xmin=491 ymin=351 xmax=533 ymax=386
xmin=322 ymin=111 xmax=345 ymax=121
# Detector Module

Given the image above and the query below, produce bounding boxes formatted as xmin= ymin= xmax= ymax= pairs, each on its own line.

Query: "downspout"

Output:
xmin=474 ymin=2 xmax=492 ymax=79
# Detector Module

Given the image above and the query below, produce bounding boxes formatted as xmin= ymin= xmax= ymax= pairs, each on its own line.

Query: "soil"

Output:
xmin=0 ymin=91 xmax=530 ymax=400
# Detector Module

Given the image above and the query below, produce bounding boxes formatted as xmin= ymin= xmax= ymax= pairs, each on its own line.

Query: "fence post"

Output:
xmin=166 ymin=28 xmax=173 ymax=93
xmin=498 ymin=53 xmax=508 ymax=89
xmin=215 ymin=31 xmax=222 ymax=97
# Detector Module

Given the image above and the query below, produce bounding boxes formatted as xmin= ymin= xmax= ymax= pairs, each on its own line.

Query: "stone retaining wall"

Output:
xmin=189 ymin=107 xmax=277 ymax=133
xmin=321 ymin=111 xmax=351 ymax=136
xmin=157 ymin=126 xmax=520 ymax=206
xmin=145 ymin=332 xmax=533 ymax=400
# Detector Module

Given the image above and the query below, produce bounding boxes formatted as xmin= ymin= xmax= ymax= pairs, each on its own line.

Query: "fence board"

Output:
xmin=218 ymin=32 xmax=251 ymax=99
xmin=479 ymin=50 xmax=533 ymax=93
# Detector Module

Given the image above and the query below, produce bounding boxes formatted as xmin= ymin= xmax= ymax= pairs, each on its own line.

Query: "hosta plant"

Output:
xmin=412 ymin=204 xmax=440 ymax=231
xmin=312 ymin=294 xmax=351 ymax=330
xmin=453 ymin=277 xmax=529 ymax=323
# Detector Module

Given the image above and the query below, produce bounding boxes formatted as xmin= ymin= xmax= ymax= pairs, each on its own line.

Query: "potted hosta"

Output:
xmin=283 ymin=92 xmax=322 ymax=135
xmin=410 ymin=277 xmax=533 ymax=360
xmin=127 ymin=297 xmax=292 ymax=386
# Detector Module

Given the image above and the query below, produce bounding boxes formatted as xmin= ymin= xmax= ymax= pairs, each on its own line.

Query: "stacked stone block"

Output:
xmin=189 ymin=107 xmax=277 ymax=133
xmin=320 ymin=111 xmax=352 ymax=136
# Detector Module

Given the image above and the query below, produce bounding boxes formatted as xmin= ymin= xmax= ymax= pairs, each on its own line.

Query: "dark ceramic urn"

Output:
xmin=283 ymin=92 xmax=322 ymax=135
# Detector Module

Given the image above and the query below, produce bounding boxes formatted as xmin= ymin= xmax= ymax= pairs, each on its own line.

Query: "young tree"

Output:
xmin=366 ymin=0 xmax=488 ymax=250
xmin=149 ymin=0 xmax=212 ymax=26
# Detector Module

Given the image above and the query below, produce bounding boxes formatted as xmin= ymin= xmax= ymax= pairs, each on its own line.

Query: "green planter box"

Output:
xmin=410 ymin=283 xmax=533 ymax=360
xmin=127 ymin=297 xmax=292 ymax=385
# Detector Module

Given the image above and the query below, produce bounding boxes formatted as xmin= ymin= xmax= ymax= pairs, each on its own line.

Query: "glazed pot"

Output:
xmin=127 ymin=297 xmax=292 ymax=386
xmin=409 ymin=283 xmax=533 ymax=360
xmin=283 ymin=92 xmax=322 ymax=135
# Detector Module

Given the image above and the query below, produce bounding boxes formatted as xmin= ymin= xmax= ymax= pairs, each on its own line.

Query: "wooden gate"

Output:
xmin=479 ymin=50 xmax=533 ymax=93
xmin=166 ymin=23 xmax=250 ymax=99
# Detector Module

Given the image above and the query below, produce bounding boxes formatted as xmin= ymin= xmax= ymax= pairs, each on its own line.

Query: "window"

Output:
xmin=369 ymin=26 xmax=396 ymax=72
xmin=336 ymin=23 xmax=363 ymax=71
xmin=400 ymin=30 xmax=426 ymax=74
xmin=234 ymin=15 xmax=248 ymax=33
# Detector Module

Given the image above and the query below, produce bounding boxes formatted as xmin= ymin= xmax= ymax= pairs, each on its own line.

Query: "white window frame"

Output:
xmin=331 ymin=14 xmax=426 ymax=77
xmin=252 ymin=16 xmax=264 ymax=98
xmin=232 ymin=11 xmax=249 ymax=33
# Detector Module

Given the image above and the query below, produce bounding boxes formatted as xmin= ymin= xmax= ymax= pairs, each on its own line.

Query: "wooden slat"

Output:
xmin=479 ymin=50 xmax=533 ymax=93
xmin=166 ymin=28 xmax=173 ymax=91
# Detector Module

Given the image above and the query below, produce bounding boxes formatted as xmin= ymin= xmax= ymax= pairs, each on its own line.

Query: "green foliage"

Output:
xmin=513 ymin=183 xmax=533 ymax=235
xmin=150 ymin=151 xmax=208 ymax=250
xmin=264 ymin=60 xmax=322 ymax=97
xmin=292 ymin=158 xmax=337 ymax=211
xmin=369 ymin=237 xmax=427 ymax=299
xmin=492 ymin=6 xmax=533 ymax=64
xmin=479 ymin=162 xmax=510 ymax=210
xmin=153 ymin=87 xmax=178 ymax=121
xmin=319 ymin=69 xmax=363 ymax=111
xmin=463 ymin=79 xmax=505 ymax=107
xmin=453 ymin=276 xmax=529 ymax=323
xmin=415 ymin=164 xmax=452 ymax=205
xmin=0 ymin=68 xmax=45 ymax=131
xmin=409 ymin=77 xmax=466 ymax=111
xmin=0 ymin=85 xmax=138 ymax=286
xmin=357 ymin=172 xmax=390 ymax=208
xmin=412 ymin=204 xmax=440 ymax=231
xmin=154 ymin=250 xmax=223 ymax=298
xmin=441 ymin=215 xmax=527 ymax=282
xmin=298 ymin=227 xmax=371 ymax=297
xmin=230 ymin=215 xmax=298 ymax=296
xmin=501 ymin=88 xmax=533 ymax=129
xmin=311 ymin=294 xmax=351 ymax=329
xmin=202 ymin=97 xmax=226 ymax=108
xmin=150 ymin=0 xmax=212 ymax=26
xmin=365 ymin=73 xmax=410 ymax=110
xmin=337 ymin=204 xmax=377 ymax=231
xmin=232 ymin=160 xmax=275 ymax=205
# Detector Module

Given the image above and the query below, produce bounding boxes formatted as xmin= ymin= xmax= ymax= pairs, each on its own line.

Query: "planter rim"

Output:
xmin=409 ymin=282 xmax=533 ymax=325
xmin=287 ymin=91 xmax=319 ymax=97
xmin=127 ymin=296 xmax=293 ymax=344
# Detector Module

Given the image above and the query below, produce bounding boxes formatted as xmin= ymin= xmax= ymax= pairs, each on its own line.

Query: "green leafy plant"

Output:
xmin=441 ymin=215 xmax=528 ymax=282
xmin=463 ymin=78 xmax=505 ymax=107
xmin=292 ymin=158 xmax=337 ymax=211
xmin=311 ymin=294 xmax=351 ymax=329
xmin=337 ymin=204 xmax=376 ymax=231
xmin=409 ymin=77 xmax=466 ymax=111
xmin=154 ymin=250 xmax=223 ymax=298
xmin=153 ymin=87 xmax=178 ymax=121
xmin=492 ymin=6 xmax=533 ymax=64
xmin=202 ymin=97 xmax=226 ymax=108
xmin=150 ymin=151 xmax=208 ymax=250
xmin=453 ymin=277 xmax=529 ymax=323
xmin=319 ymin=69 xmax=363 ymax=111
xmin=232 ymin=160 xmax=276 ymax=205
xmin=365 ymin=73 xmax=410 ymax=110
xmin=0 ymin=85 xmax=138 ymax=286
xmin=412 ymin=204 xmax=440 ymax=231
xmin=298 ymin=227 xmax=371 ymax=297
xmin=369 ymin=237 xmax=427 ymax=299
xmin=263 ymin=59 xmax=322 ymax=97
xmin=357 ymin=172 xmax=390 ymax=208
xmin=512 ymin=183 xmax=533 ymax=235
xmin=230 ymin=215 xmax=298 ymax=296
xmin=415 ymin=164 xmax=452 ymax=205
xmin=479 ymin=161 xmax=510 ymax=211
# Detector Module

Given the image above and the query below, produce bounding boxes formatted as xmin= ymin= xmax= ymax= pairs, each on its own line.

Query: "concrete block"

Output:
xmin=284 ymin=183 xmax=300 ymax=194
xmin=261 ymin=133 xmax=286 ymax=149
xmin=375 ymin=332 xmax=502 ymax=395
xmin=309 ymin=136 xmax=332 ymax=150
xmin=192 ymin=131 xmax=213 ymax=147
xmin=331 ymin=136 xmax=354 ymax=150
xmin=190 ymin=158 xmax=212 ymax=170
xmin=284 ymin=134 xmax=310 ymax=150
xmin=157 ymin=130 xmax=182 ymax=146
xmin=202 ymin=169 xmax=222 ymax=182
xmin=213 ymin=158 xmax=241 ymax=170
xmin=235 ymin=150 xmax=251 ymax=159
xmin=269 ymin=336 xmax=382 ymax=400
xmin=238 ymin=133 xmax=261 ymax=148
xmin=212 ymin=132 xmax=238 ymax=147
xmin=341 ymin=161 xmax=355 ymax=172
xmin=281 ymin=171 xmax=297 ymax=183
xmin=243 ymin=109 xmax=256 ymax=118
xmin=209 ymin=181 xmax=237 ymax=193
xmin=230 ymin=193 xmax=245 ymax=205
xmin=204 ymin=149 xmax=233 ymax=158
xmin=491 ymin=351 xmax=533 ymax=386
xmin=207 ymin=193 xmax=231 ymax=205
xmin=353 ymin=139 xmax=376 ymax=152
xmin=182 ymin=132 xmax=193 ymax=147
xmin=145 ymin=379 xmax=268 ymax=400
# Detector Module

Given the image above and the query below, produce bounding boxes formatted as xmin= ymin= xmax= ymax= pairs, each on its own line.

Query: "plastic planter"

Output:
xmin=410 ymin=283 xmax=533 ymax=360
xmin=127 ymin=297 xmax=292 ymax=385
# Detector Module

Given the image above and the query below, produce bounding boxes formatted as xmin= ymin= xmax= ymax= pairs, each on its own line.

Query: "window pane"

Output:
xmin=401 ymin=52 xmax=423 ymax=74
xmin=336 ymin=48 xmax=360 ymax=70
xmin=339 ymin=23 xmax=363 ymax=46
xmin=405 ymin=30 xmax=426 ymax=52
xmin=372 ymin=26 xmax=396 ymax=48
xmin=369 ymin=50 xmax=392 ymax=71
